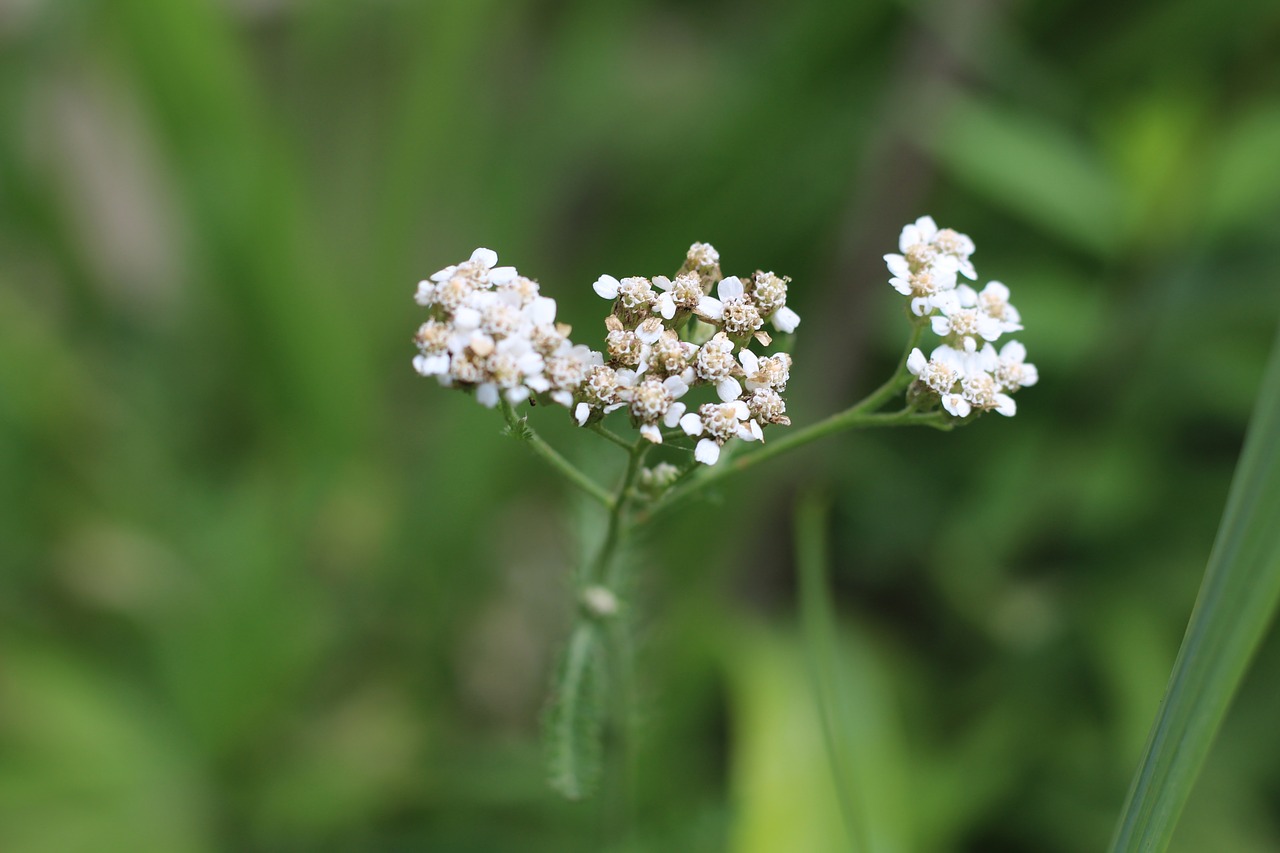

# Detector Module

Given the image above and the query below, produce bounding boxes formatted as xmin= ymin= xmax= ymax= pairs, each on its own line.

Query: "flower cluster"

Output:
xmin=412 ymin=248 xmax=602 ymax=409
xmin=885 ymin=216 xmax=1037 ymax=418
xmin=591 ymin=243 xmax=799 ymax=465
xmin=412 ymin=243 xmax=800 ymax=466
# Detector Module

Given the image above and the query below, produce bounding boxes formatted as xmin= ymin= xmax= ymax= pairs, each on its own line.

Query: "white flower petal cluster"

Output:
xmin=413 ymin=244 xmax=800 ymax=461
xmin=589 ymin=243 xmax=798 ymax=460
xmin=413 ymin=248 xmax=603 ymax=409
xmin=888 ymin=217 xmax=1037 ymax=418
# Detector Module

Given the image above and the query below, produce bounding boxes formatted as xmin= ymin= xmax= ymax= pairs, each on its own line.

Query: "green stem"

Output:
xmin=591 ymin=440 xmax=650 ymax=588
xmin=589 ymin=422 xmax=633 ymax=451
xmin=500 ymin=401 xmax=614 ymax=509
xmin=636 ymin=321 xmax=939 ymax=523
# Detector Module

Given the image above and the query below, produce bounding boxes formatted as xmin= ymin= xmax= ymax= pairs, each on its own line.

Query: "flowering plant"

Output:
xmin=411 ymin=217 xmax=1035 ymax=796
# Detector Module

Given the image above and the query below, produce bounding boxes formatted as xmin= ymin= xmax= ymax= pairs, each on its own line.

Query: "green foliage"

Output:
xmin=1110 ymin=329 xmax=1280 ymax=853
xmin=2 ymin=0 xmax=1279 ymax=850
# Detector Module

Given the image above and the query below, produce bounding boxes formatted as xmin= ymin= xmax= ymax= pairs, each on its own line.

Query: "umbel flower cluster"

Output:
xmin=412 ymin=244 xmax=801 ymax=465
xmin=886 ymin=216 xmax=1038 ymax=418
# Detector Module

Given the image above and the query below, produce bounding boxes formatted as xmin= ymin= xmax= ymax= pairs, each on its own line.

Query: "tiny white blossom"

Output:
xmin=931 ymin=302 xmax=1003 ymax=352
xmin=994 ymin=340 xmax=1038 ymax=392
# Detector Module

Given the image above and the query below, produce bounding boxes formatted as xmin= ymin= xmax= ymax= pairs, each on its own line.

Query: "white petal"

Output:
xmin=884 ymin=254 xmax=909 ymax=278
xmin=771 ymin=306 xmax=800 ymax=333
xmin=718 ymin=276 xmax=745 ymax=300
xmin=453 ymin=306 xmax=481 ymax=331
xmin=653 ymin=275 xmax=672 ymax=291
xmin=663 ymin=375 xmax=689 ymax=397
xmin=1000 ymin=340 xmax=1027 ymax=363
xmin=975 ymin=344 xmax=999 ymax=373
xmin=476 ymin=383 xmax=500 ymax=408
xmin=910 ymin=297 xmax=931 ymax=316
xmin=890 ymin=276 xmax=913 ymax=296
xmin=958 ymin=259 xmax=977 ymax=280
xmin=955 ymin=284 xmax=978 ymax=307
xmin=593 ymin=275 xmax=620 ymax=299
xmin=697 ymin=295 xmax=723 ymax=320
xmin=657 ymin=293 xmax=676 ymax=320
xmin=906 ymin=348 xmax=927 ymax=376
xmin=664 ymin=402 xmax=686 ymax=428
xmin=414 ymin=281 xmax=435 ymax=305
xmin=728 ymin=400 xmax=749 ymax=419
xmin=738 ymin=349 xmax=759 ymax=374
xmin=716 ymin=377 xmax=743 ymax=402
xmin=550 ymin=390 xmax=573 ymax=407
xmin=1020 ymin=364 xmax=1039 ymax=387
xmin=636 ymin=323 xmax=663 ymax=345
xmin=933 ymin=290 xmax=961 ymax=313
xmin=931 ymin=316 xmax=950 ymax=337
xmin=915 ymin=216 xmax=937 ymax=239
xmin=575 ymin=402 xmax=591 ymax=426
xmin=982 ymin=280 xmax=1009 ymax=301
xmin=415 ymin=354 xmax=450 ymax=376
xmin=504 ymin=385 xmax=530 ymax=404
xmin=429 ymin=266 xmax=456 ymax=283
xmin=749 ymin=420 xmax=764 ymax=441
xmin=470 ymin=248 xmax=498 ymax=268
xmin=517 ymin=352 xmax=545 ymax=375
xmin=639 ymin=423 xmax=663 ymax=444
xmin=489 ymin=265 xmax=517 ymax=284
xmin=942 ymin=394 xmax=970 ymax=418
xmin=614 ymin=368 xmax=637 ymax=387
xmin=526 ymin=296 xmax=557 ymax=325
xmin=694 ymin=439 xmax=721 ymax=465
xmin=680 ymin=412 xmax=704 ymax=436
xmin=995 ymin=394 xmax=1017 ymax=417
xmin=899 ymin=225 xmax=919 ymax=253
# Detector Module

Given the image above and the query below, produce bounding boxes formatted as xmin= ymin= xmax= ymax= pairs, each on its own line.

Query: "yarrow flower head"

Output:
xmin=888 ymin=217 xmax=1036 ymax=420
xmin=415 ymin=243 xmax=801 ymax=464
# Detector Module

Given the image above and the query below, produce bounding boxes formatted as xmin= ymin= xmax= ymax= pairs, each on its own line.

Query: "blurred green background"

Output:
xmin=3 ymin=0 xmax=1280 ymax=850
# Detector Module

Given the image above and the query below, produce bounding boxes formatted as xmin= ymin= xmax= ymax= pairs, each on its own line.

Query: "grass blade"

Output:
xmin=1110 ymin=323 xmax=1280 ymax=853
xmin=796 ymin=491 xmax=867 ymax=853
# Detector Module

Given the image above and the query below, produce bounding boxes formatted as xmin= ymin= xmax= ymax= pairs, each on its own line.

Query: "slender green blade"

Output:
xmin=1110 ymin=323 xmax=1280 ymax=853
xmin=795 ymin=493 xmax=910 ymax=853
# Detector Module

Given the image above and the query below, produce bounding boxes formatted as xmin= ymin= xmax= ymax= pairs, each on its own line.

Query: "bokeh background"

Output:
xmin=3 ymin=0 xmax=1280 ymax=850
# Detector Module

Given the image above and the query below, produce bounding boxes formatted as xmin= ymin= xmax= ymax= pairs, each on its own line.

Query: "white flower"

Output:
xmin=695 ymin=276 xmax=764 ymax=336
xmin=429 ymin=247 xmax=501 ymax=283
xmin=686 ymin=242 xmax=720 ymax=269
xmin=962 ymin=370 xmax=1016 ymax=417
xmin=628 ymin=376 xmax=690 ymax=444
xmin=694 ymin=332 xmax=742 ymax=401
xmin=739 ymin=350 xmax=791 ymax=392
xmin=654 ymin=273 xmax=704 ymax=320
xmin=931 ymin=301 xmax=1003 ymax=352
xmin=975 ymin=281 xmax=1022 ymax=333
xmin=679 ymin=400 xmax=760 ymax=465
xmin=994 ymin=340 xmax=1038 ymax=393
xmin=907 ymin=346 xmax=964 ymax=396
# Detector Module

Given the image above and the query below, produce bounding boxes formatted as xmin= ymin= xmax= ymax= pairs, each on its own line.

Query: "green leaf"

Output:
xmin=1110 ymin=323 xmax=1280 ymax=853
xmin=795 ymin=492 xmax=911 ymax=853
xmin=544 ymin=621 xmax=606 ymax=800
